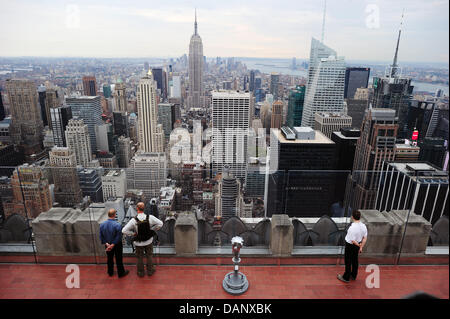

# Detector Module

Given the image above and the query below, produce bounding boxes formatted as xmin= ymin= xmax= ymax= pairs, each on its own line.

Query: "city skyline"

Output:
xmin=0 ymin=0 xmax=448 ymax=63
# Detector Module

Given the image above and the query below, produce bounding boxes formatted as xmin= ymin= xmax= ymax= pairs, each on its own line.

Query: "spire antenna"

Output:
xmin=321 ymin=0 xmax=327 ymax=43
xmin=194 ymin=8 xmax=198 ymax=35
xmin=390 ymin=9 xmax=405 ymax=78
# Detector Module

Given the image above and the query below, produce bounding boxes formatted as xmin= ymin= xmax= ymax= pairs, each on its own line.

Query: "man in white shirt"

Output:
xmin=122 ymin=202 xmax=163 ymax=277
xmin=337 ymin=210 xmax=367 ymax=283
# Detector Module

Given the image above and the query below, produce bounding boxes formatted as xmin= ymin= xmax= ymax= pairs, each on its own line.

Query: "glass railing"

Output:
xmin=0 ymin=165 xmax=448 ymax=265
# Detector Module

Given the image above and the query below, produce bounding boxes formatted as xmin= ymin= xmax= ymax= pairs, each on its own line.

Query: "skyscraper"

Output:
xmin=345 ymin=109 xmax=398 ymax=212
xmin=117 ymin=136 xmax=133 ymax=168
xmin=11 ymin=164 xmax=52 ymax=219
xmin=66 ymin=96 xmax=103 ymax=152
xmin=151 ymin=67 xmax=167 ymax=99
xmin=215 ymin=165 xmax=240 ymax=221
xmin=0 ymin=89 xmax=5 ymax=121
xmin=269 ymin=73 xmax=280 ymax=100
xmin=249 ymin=70 xmax=256 ymax=92
xmin=126 ymin=151 xmax=167 ymax=199
xmin=271 ymin=101 xmax=284 ymax=129
xmin=212 ymin=91 xmax=251 ymax=182
xmin=170 ymin=75 xmax=181 ymax=98
xmin=49 ymin=147 xmax=83 ymax=207
xmin=157 ymin=103 xmax=173 ymax=139
xmin=65 ymin=118 xmax=93 ymax=167
xmin=370 ymin=21 xmax=413 ymax=138
xmin=188 ymin=10 xmax=205 ymax=109
xmin=50 ymin=106 xmax=72 ymax=147
xmin=103 ymin=85 xmax=112 ymax=98
xmin=6 ymin=79 xmax=44 ymax=161
xmin=286 ymin=85 xmax=305 ymax=128
xmin=77 ymin=167 xmax=103 ymax=203
xmin=44 ymin=85 xmax=64 ymax=130
xmin=267 ymin=127 xmax=336 ymax=217
xmin=113 ymin=80 xmax=127 ymax=112
xmin=137 ymin=70 xmax=162 ymax=153
xmin=82 ymin=76 xmax=97 ymax=96
xmin=112 ymin=111 xmax=129 ymax=138
xmin=344 ymin=67 xmax=370 ymax=99
xmin=301 ymin=38 xmax=346 ymax=128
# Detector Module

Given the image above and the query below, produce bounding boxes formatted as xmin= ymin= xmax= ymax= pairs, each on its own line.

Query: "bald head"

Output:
xmin=137 ymin=202 xmax=145 ymax=213
xmin=108 ymin=209 xmax=116 ymax=218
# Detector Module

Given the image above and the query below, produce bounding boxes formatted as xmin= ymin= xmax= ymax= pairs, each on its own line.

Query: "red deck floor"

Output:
xmin=0 ymin=264 xmax=448 ymax=299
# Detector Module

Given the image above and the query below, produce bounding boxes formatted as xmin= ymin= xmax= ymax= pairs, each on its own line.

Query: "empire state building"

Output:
xmin=188 ymin=10 xmax=205 ymax=109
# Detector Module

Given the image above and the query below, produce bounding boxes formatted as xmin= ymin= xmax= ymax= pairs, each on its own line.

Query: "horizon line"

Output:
xmin=0 ymin=55 xmax=448 ymax=66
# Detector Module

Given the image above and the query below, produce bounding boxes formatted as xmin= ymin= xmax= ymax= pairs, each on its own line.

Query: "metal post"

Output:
xmin=223 ymin=236 xmax=249 ymax=295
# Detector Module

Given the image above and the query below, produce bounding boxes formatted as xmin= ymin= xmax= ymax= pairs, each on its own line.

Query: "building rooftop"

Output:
xmin=391 ymin=162 xmax=448 ymax=179
xmin=274 ymin=128 xmax=334 ymax=145
xmin=315 ymin=112 xmax=352 ymax=119
xmin=212 ymin=90 xmax=251 ymax=98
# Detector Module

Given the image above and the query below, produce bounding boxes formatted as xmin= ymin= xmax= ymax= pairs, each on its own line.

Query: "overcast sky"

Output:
xmin=0 ymin=0 xmax=448 ymax=63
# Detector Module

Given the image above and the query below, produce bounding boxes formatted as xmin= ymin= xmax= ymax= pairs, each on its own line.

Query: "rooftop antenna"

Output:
xmin=194 ymin=8 xmax=198 ymax=35
xmin=321 ymin=0 xmax=327 ymax=43
xmin=390 ymin=9 xmax=405 ymax=78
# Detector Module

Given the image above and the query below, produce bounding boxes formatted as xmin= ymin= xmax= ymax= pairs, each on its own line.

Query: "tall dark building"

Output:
xmin=0 ymin=90 xmax=5 ymax=121
xmin=418 ymin=138 xmax=447 ymax=169
xmin=332 ymin=128 xmax=360 ymax=171
xmin=151 ymin=68 xmax=167 ymax=98
xmin=50 ymin=106 xmax=72 ymax=147
xmin=270 ymin=73 xmax=280 ymax=100
xmin=375 ymin=162 xmax=448 ymax=225
xmin=345 ymin=99 xmax=368 ymax=130
xmin=406 ymin=99 xmax=436 ymax=141
xmin=344 ymin=67 xmax=370 ymax=99
xmin=286 ymin=85 xmax=305 ymax=127
xmin=0 ymin=144 xmax=25 ymax=177
xmin=171 ymin=103 xmax=181 ymax=128
xmin=77 ymin=167 xmax=103 ymax=203
xmin=82 ymin=76 xmax=97 ymax=96
xmin=267 ymin=127 xmax=336 ymax=217
xmin=112 ymin=111 xmax=129 ymax=138
xmin=38 ymin=85 xmax=48 ymax=127
xmin=369 ymin=24 xmax=414 ymax=138
xmin=331 ymin=128 xmax=361 ymax=207
xmin=249 ymin=70 xmax=256 ymax=92
xmin=345 ymin=109 xmax=398 ymax=212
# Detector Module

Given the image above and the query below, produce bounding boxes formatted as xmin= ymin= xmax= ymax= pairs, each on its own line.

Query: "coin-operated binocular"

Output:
xmin=222 ymin=236 xmax=249 ymax=295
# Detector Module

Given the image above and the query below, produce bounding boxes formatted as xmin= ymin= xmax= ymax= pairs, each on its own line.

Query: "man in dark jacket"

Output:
xmin=100 ymin=209 xmax=129 ymax=278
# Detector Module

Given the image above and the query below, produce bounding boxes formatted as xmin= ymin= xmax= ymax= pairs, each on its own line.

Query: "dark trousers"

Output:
xmin=135 ymin=244 xmax=154 ymax=275
xmin=343 ymin=242 xmax=359 ymax=281
xmin=106 ymin=242 xmax=126 ymax=277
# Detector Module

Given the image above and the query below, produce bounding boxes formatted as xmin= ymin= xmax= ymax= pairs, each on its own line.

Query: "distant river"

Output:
xmin=237 ymin=57 xmax=449 ymax=95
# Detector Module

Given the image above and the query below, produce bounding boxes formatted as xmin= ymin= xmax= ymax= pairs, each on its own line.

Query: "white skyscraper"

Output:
xmin=212 ymin=91 xmax=251 ymax=182
xmin=170 ymin=75 xmax=181 ymax=98
xmin=65 ymin=118 xmax=92 ymax=167
xmin=301 ymin=38 xmax=346 ymax=128
xmin=137 ymin=70 xmax=161 ymax=152
xmin=126 ymin=151 xmax=167 ymax=199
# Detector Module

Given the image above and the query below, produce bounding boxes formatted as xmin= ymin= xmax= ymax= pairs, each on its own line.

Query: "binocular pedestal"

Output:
xmin=222 ymin=256 xmax=249 ymax=295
